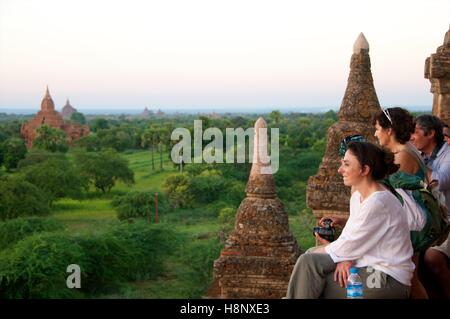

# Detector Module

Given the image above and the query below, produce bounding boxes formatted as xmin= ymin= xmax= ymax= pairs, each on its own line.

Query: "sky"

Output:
xmin=0 ymin=0 xmax=449 ymax=112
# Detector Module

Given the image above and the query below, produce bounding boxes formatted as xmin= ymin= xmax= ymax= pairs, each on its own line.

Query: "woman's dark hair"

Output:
xmin=347 ymin=141 xmax=399 ymax=180
xmin=372 ymin=107 xmax=415 ymax=144
xmin=415 ymin=114 xmax=445 ymax=144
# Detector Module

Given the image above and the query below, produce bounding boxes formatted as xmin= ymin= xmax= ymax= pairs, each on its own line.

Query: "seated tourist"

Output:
xmin=444 ymin=124 xmax=450 ymax=146
xmin=285 ymin=141 xmax=414 ymax=299
xmin=411 ymin=115 xmax=450 ymax=298
xmin=372 ymin=107 xmax=428 ymax=298
xmin=373 ymin=107 xmax=426 ymax=179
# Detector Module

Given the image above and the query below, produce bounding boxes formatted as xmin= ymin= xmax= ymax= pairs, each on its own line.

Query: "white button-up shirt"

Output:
xmin=325 ymin=190 xmax=415 ymax=286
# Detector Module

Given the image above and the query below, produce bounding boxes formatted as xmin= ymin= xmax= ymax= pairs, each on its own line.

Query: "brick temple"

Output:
xmin=21 ymin=87 xmax=90 ymax=148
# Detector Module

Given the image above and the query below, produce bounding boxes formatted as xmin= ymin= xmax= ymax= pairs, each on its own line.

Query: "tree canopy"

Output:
xmin=75 ymin=150 xmax=135 ymax=193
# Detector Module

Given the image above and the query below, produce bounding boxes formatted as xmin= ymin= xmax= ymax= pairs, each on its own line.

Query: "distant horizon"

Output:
xmin=0 ymin=104 xmax=432 ymax=116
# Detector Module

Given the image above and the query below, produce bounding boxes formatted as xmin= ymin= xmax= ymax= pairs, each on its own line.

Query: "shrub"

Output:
xmin=1 ymin=137 xmax=27 ymax=170
xmin=0 ymin=217 xmax=64 ymax=251
xmin=111 ymin=191 xmax=166 ymax=221
xmin=0 ymin=177 xmax=50 ymax=221
xmin=177 ymin=238 xmax=223 ymax=297
xmin=0 ymin=233 xmax=87 ymax=298
xmin=20 ymin=157 xmax=87 ymax=205
xmin=189 ymin=170 xmax=227 ymax=203
xmin=0 ymin=222 xmax=183 ymax=298
xmin=224 ymin=181 xmax=245 ymax=206
xmin=218 ymin=207 xmax=236 ymax=225
xmin=163 ymin=173 xmax=193 ymax=208
xmin=72 ymin=233 xmax=131 ymax=293
xmin=108 ymin=221 xmax=181 ymax=280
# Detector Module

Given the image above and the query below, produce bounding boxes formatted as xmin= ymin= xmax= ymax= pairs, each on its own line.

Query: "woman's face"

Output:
xmin=338 ymin=150 xmax=364 ymax=187
xmin=374 ymin=121 xmax=390 ymax=147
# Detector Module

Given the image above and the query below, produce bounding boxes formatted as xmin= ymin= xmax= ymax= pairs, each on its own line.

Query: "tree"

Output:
xmin=90 ymin=118 xmax=109 ymax=132
xmin=163 ymin=174 xmax=193 ymax=208
xmin=2 ymin=137 xmax=27 ymax=171
xmin=156 ymin=127 xmax=170 ymax=170
xmin=0 ymin=177 xmax=50 ymax=221
xmin=111 ymin=191 xmax=166 ymax=221
xmin=70 ymin=112 xmax=86 ymax=125
xmin=73 ymin=134 xmax=102 ymax=152
xmin=75 ymin=150 xmax=134 ymax=193
xmin=142 ymin=127 xmax=159 ymax=171
xmin=33 ymin=125 xmax=68 ymax=153
xmin=0 ymin=143 xmax=4 ymax=168
xmin=269 ymin=110 xmax=282 ymax=125
xmin=20 ymin=157 xmax=87 ymax=205
xmin=17 ymin=149 xmax=66 ymax=169
xmin=96 ymin=128 xmax=133 ymax=152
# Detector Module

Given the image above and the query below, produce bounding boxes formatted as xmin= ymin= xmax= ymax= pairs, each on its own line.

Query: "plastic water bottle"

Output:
xmin=347 ymin=267 xmax=363 ymax=299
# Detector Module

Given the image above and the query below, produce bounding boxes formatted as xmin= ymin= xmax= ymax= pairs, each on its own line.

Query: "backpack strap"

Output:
xmin=380 ymin=178 xmax=404 ymax=206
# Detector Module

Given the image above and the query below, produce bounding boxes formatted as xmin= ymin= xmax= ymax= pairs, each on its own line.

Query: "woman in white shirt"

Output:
xmin=285 ymin=141 xmax=414 ymax=299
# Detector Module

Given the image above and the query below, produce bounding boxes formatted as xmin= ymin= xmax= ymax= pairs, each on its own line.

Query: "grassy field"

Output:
xmin=50 ymin=149 xmax=315 ymax=298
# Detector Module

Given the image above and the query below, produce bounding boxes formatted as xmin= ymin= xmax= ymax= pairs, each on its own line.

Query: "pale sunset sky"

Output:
xmin=0 ymin=0 xmax=449 ymax=112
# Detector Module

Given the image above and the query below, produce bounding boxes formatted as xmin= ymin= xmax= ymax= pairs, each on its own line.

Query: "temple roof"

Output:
xmin=40 ymin=85 xmax=55 ymax=111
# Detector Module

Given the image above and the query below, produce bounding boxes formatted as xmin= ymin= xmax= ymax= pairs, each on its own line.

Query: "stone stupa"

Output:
xmin=210 ymin=117 xmax=301 ymax=299
xmin=425 ymin=25 xmax=450 ymax=126
xmin=306 ymin=33 xmax=380 ymax=223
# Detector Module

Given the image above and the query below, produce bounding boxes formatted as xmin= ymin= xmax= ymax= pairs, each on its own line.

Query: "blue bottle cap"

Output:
xmin=350 ymin=267 xmax=358 ymax=274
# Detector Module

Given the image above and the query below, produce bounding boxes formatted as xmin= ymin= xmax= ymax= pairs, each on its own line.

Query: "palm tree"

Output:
xmin=142 ymin=127 xmax=158 ymax=170
xmin=157 ymin=127 xmax=170 ymax=171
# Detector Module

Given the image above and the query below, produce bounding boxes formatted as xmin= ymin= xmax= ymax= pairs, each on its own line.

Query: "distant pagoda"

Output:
xmin=21 ymin=86 xmax=90 ymax=148
xmin=140 ymin=107 xmax=152 ymax=118
xmin=61 ymin=98 xmax=77 ymax=119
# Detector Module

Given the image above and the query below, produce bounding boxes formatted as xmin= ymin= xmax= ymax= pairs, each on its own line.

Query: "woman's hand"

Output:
xmin=319 ymin=216 xmax=345 ymax=228
xmin=334 ymin=261 xmax=353 ymax=287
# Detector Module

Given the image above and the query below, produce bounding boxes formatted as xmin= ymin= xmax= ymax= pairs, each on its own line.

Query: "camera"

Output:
xmin=313 ymin=218 xmax=335 ymax=242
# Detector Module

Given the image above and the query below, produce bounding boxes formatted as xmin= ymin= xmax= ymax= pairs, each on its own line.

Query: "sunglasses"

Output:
xmin=339 ymin=134 xmax=367 ymax=157
xmin=382 ymin=108 xmax=393 ymax=124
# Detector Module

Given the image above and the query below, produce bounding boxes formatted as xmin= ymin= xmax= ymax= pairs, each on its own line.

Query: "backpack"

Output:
xmin=383 ymin=171 xmax=450 ymax=252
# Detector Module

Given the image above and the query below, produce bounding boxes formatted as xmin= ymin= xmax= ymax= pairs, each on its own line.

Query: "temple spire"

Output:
xmin=338 ymin=32 xmax=380 ymax=122
xmin=41 ymin=85 xmax=55 ymax=111
xmin=307 ymin=31 xmax=381 ymax=232
xmin=246 ymin=117 xmax=276 ymax=198
xmin=353 ymin=32 xmax=369 ymax=54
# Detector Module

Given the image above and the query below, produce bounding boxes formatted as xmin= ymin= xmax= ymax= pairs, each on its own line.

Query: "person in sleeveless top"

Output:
xmin=373 ymin=107 xmax=427 ymax=179
xmin=372 ymin=107 xmax=428 ymax=299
